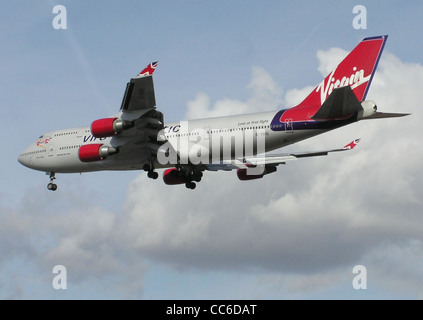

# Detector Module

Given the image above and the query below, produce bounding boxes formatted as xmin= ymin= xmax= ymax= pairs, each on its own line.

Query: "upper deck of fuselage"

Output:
xmin=18 ymin=126 xmax=93 ymax=170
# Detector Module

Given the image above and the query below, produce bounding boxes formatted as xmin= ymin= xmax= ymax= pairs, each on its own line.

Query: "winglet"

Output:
xmin=136 ymin=61 xmax=158 ymax=78
xmin=343 ymin=139 xmax=361 ymax=150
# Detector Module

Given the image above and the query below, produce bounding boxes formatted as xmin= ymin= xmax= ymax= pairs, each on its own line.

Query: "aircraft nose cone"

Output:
xmin=18 ymin=153 xmax=26 ymax=166
xmin=18 ymin=150 xmax=31 ymax=168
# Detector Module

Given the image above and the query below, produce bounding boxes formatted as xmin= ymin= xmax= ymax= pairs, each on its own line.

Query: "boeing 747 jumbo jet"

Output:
xmin=18 ymin=35 xmax=409 ymax=190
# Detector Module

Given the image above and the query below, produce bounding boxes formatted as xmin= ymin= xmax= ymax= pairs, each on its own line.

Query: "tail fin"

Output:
xmin=296 ymin=35 xmax=388 ymax=109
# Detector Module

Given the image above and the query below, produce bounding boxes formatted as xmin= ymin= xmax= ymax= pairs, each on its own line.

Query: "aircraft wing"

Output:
xmin=108 ymin=62 xmax=166 ymax=166
xmin=204 ymin=139 xmax=360 ymax=170
xmin=120 ymin=62 xmax=158 ymax=112
xmin=244 ymin=139 xmax=361 ymax=166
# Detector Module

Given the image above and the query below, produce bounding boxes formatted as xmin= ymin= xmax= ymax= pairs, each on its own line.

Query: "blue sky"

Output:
xmin=2 ymin=0 xmax=423 ymax=299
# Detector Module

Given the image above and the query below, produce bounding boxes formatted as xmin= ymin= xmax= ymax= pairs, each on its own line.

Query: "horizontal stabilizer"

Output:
xmin=361 ymin=112 xmax=411 ymax=120
xmin=311 ymin=86 xmax=363 ymax=119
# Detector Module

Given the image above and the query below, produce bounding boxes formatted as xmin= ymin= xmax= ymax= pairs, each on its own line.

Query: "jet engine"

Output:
xmin=163 ymin=168 xmax=186 ymax=185
xmin=91 ymin=118 xmax=134 ymax=138
xmin=237 ymin=165 xmax=277 ymax=181
xmin=78 ymin=144 xmax=118 ymax=162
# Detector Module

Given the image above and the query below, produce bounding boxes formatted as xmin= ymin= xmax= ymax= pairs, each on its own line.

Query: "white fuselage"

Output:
xmin=18 ymin=110 xmax=327 ymax=174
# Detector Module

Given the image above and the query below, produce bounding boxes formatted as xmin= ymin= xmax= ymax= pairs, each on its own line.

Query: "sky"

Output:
xmin=1 ymin=0 xmax=423 ymax=299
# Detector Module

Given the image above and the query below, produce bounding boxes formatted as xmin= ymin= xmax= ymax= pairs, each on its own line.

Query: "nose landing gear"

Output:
xmin=47 ymin=172 xmax=57 ymax=191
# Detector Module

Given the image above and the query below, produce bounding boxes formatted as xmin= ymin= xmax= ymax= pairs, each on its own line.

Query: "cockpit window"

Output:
xmin=38 ymin=135 xmax=44 ymax=139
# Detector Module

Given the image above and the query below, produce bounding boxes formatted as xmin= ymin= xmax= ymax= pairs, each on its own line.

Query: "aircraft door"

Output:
xmin=285 ymin=118 xmax=293 ymax=133
xmin=47 ymin=138 xmax=55 ymax=158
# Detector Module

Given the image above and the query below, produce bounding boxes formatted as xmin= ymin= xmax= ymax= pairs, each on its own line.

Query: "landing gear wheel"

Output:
xmin=185 ymin=181 xmax=196 ymax=190
xmin=47 ymin=183 xmax=58 ymax=191
xmin=47 ymin=172 xmax=57 ymax=191
xmin=147 ymin=170 xmax=159 ymax=179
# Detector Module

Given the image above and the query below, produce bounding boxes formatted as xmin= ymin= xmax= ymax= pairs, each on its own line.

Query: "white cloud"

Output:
xmin=284 ymin=86 xmax=315 ymax=107
xmin=316 ymin=47 xmax=348 ymax=76
xmin=0 ymin=189 xmax=146 ymax=299
xmin=185 ymin=66 xmax=283 ymax=120
xmin=247 ymin=66 xmax=283 ymax=110
xmin=185 ymin=92 xmax=249 ymax=119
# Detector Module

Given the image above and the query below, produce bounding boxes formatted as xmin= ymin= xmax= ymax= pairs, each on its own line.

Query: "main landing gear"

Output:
xmin=143 ymin=163 xmax=159 ymax=180
xmin=47 ymin=172 xmax=57 ymax=191
xmin=185 ymin=181 xmax=196 ymax=190
xmin=183 ymin=168 xmax=203 ymax=190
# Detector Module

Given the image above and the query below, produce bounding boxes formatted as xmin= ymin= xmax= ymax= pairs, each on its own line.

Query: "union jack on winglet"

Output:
xmin=343 ymin=139 xmax=361 ymax=150
xmin=136 ymin=61 xmax=159 ymax=78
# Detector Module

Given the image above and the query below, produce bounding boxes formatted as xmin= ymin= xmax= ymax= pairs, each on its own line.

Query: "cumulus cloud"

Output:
xmin=185 ymin=66 xmax=283 ymax=119
xmin=0 ymin=188 xmax=146 ymax=299
xmin=185 ymin=93 xmax=249 ymax=120
xmin=316 ymin=48 xmax=348 ymax=76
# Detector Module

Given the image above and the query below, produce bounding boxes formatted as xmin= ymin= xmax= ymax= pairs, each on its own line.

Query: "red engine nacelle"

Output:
xmin=163 ymin=168 xmax=186 ymax=185
xmin=91 ymin=118 xmax=134 ymax=138
xmin=78 ymin=144 xmax=118 ymax=162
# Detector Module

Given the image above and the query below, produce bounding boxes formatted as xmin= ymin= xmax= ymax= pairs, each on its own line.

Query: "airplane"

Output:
xmin=18 ymin=35 xmax=409 ymax=191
